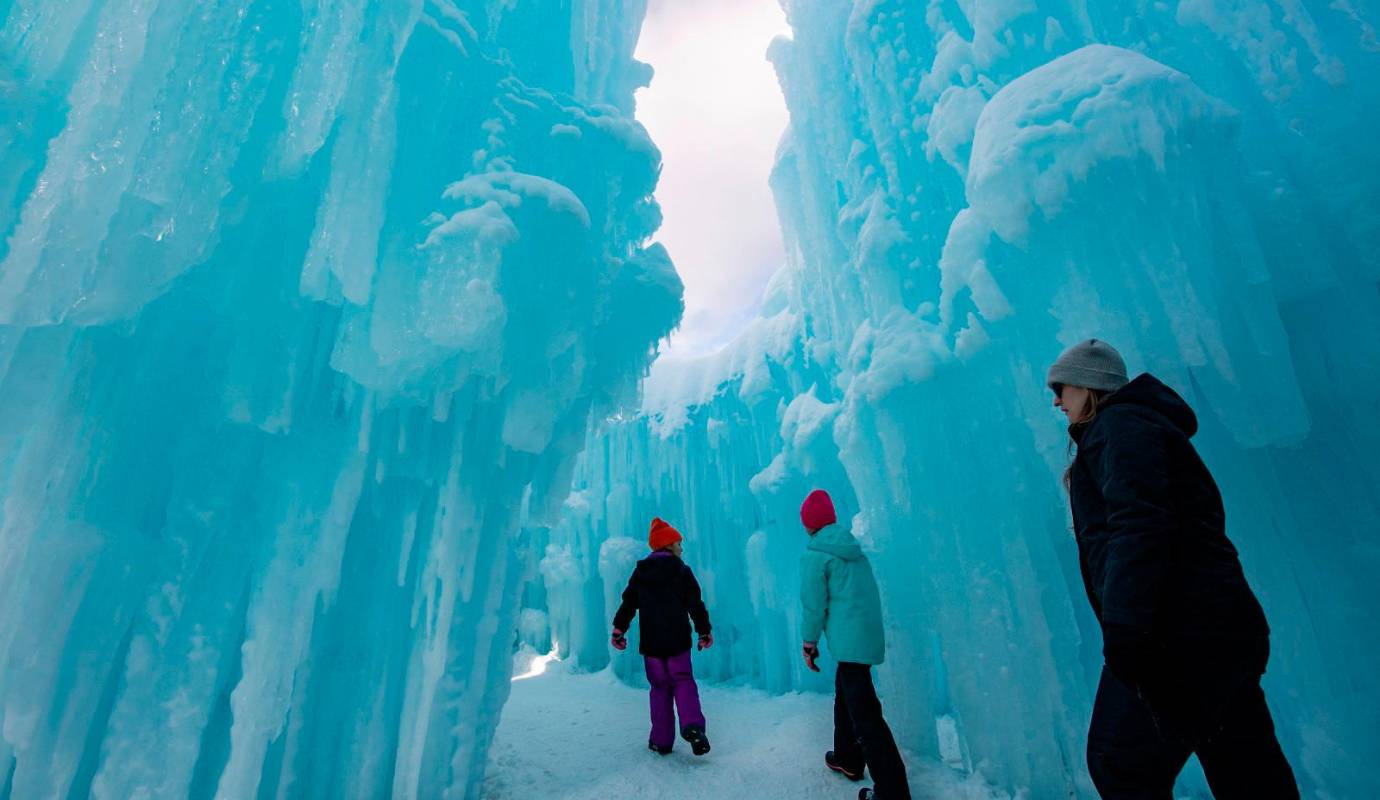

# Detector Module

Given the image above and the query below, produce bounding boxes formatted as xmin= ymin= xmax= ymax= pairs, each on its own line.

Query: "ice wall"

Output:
xmin=0 ymin=1 xmax=677 ymax=798
xmin=533 ymin=2 xmax=1380 ymax=798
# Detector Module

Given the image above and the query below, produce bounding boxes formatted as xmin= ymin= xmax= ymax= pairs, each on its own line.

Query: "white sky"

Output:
xmin=634 ymin=0 xmax=792 ymax=358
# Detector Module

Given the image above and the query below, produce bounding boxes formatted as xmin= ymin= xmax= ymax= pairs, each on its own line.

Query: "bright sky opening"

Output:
xmin=635 ymin=0 xmax=792 ymax=359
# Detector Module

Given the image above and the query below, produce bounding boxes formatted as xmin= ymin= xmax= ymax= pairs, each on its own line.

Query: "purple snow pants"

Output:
xmin=644 ymin=650 xmax=706 ymax=749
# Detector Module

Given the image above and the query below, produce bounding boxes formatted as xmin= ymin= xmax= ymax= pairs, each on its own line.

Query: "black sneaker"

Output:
xmin=681 ymin=725 xmax=711 ymax=756
xmin=648 ymin=741 xmax=672 ymax=755
xmin=826 ymin=751 xmax=864 ymax=781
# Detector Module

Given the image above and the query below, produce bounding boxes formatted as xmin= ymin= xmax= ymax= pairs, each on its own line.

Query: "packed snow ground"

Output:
xmin=484 ymin=651 xmax=1013 ymax=799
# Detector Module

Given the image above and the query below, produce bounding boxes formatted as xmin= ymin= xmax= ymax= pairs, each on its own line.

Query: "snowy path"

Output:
xmin=484 ymin=654 xmax=1010 ymax=800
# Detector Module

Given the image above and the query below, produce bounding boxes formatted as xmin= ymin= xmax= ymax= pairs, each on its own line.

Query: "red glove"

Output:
xmin=697 ymin=633 xmax=713 ymax=651
xmin=802 ymin=641 xmax=820 ymax=672
xmin=611 ymin=628 xmax=627 ymax=651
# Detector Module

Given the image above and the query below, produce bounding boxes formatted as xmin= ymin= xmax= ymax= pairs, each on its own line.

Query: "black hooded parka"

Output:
xmin=1068 ymin=373 xmax=1270 ymax=690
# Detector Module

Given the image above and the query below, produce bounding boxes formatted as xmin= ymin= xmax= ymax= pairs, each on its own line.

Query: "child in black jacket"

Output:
xmin=611 ymin=517 xmax=713 ymax=756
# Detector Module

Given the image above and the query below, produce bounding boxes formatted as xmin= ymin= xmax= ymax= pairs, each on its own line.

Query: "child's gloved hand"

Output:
xmin=802 ymin=641 xmax=821 ymax=672
xmin=697 ymin=633 xmax=713 ymax=651
xmin=611 ymin=628 xmax=627 ymax=651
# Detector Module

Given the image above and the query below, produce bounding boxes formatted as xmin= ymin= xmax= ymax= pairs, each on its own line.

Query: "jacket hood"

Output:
xmin=1101 ymin=373 xmax=1199 ymax=437
xmin=807 ymin=525 xmax=865 ymax=561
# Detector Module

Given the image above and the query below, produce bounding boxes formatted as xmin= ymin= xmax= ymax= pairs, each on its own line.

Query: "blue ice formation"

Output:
xmin=5 ymin=0 xmax=1380 ymax=798
xmin=0 ymin=1 xmax=677 ymax=798
xmin=527 ymin=2 xmax=1380 ymax=798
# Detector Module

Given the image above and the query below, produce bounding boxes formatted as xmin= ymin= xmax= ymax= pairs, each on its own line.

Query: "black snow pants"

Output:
xmin=1087 ymin=641 xmax=1298 ymax=800
xmin=834 ymin=662 xmax=911 ymax=800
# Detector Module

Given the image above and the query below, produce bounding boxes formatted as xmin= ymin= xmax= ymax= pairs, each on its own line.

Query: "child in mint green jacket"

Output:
xmin=799 ymin=489 xmax=911 ymax=800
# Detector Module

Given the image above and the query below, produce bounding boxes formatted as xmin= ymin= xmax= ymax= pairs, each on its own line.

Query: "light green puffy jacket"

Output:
xmin=800 ymin=525 xmax=886 ymax=665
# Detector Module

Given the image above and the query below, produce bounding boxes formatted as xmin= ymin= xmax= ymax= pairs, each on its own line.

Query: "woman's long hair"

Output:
xmin=1063 ymin=389 xmax=1109 ymax=491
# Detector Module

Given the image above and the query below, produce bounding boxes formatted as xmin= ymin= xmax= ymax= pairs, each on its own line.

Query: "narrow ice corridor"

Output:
xmin=0 ymin=0 xmax=1376 ymax=798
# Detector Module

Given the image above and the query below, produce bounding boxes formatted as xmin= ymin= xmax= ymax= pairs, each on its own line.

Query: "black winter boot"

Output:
xmin=858 ymin=788 xmax=876 ymax=800
xmin=648 ymin=740 xmax=672 ymax=755
xmin=681 ymin=725 xmax=711 ymax=756
xmin=826 ymin=750 xmax=864 ymax=781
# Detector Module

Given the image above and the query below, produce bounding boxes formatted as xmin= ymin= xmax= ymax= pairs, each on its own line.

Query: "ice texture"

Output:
xmin=0 ymin=1 xmax=676 ymax=798
xmin=7 ymin=0 xmax=1380 ymax=797
xmin=528 ymin=2 xmax=1380 ymax=798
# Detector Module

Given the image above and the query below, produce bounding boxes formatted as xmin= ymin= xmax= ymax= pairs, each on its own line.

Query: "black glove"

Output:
xmin=802 ymin=642 xmax=820 ymax=672
xmin=697 ymin=633 xmax=713 ymax=651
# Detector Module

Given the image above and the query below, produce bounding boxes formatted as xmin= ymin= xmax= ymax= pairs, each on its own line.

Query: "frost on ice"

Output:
xmin=0 ymin=1 xmax=677 ymax=798
xmin=527 ymin=3 xmax=1380 ymax=799
xmin=2 ymin=1 xmax=1379 ymax=799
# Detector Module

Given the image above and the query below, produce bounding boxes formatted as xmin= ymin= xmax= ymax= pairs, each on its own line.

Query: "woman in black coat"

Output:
xmin=1047 ymin=339 xmax=1298 ymax=800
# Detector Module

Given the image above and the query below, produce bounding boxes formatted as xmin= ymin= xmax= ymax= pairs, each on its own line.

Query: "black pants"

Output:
xmin=1087 ymin=665 xmax=1298 ymax=799
xmin=834 ymin=662 xmax=911 ymax=800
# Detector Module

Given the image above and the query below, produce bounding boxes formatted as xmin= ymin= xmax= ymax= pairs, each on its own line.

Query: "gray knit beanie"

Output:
xmin=1046 ymin=339 xmax=1130 ymax=393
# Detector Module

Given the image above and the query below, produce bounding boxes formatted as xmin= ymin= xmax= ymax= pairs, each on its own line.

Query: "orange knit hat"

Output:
xmin=648 ymin=517 xmax=683 ymax=550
